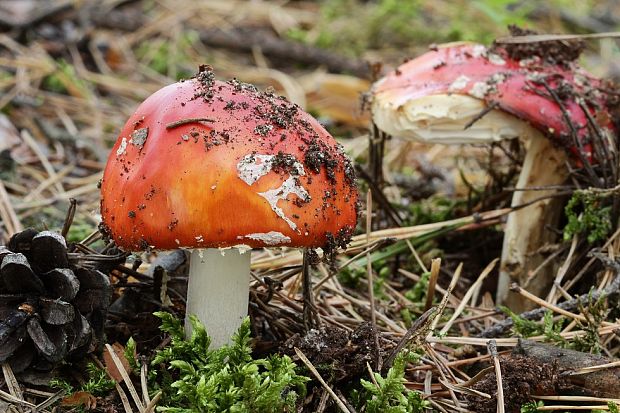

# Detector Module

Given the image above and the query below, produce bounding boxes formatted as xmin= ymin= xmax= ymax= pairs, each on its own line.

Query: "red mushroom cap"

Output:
xmin=373 ymin=43 xmax=615 ymax=159
xmin=100 ymin=68 xmax=358 ymax=251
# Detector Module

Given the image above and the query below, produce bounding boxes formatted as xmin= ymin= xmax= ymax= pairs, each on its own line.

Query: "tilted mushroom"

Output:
xmin=371 ymin=43 xmax=615 ymax=309
xmin=100 ymin=66 xmax=358 ymax=347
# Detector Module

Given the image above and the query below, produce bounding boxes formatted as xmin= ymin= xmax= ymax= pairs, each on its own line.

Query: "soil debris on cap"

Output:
xmin=494 ymin=25 xmax=585 ymax=66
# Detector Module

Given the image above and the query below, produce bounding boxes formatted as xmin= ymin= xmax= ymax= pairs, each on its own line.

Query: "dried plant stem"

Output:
xmin=424 ymin=258 xmax=440 ymax=311
xmin=0 ymin=180 xmax=21 ymax=237
xmin=510 ymin=283 xmax=618 ymax=327
xmin=365 ymin=190 xmax=381 ymax=370
xmin=534 ymin=395 xmax=620 ymax=403
xmin=105 ymin=344 xmax=145 ymax=411
xmin=570 ymin=359 xmax=620 ymax=375
xmin=439 ymin=259 xmax=497 ymax=335
xmin=487 ymin=340 xmax=504 ymax=413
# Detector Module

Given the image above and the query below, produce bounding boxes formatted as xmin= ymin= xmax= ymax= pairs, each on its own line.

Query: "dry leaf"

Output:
xmin=103 ymin=342 xmax=131 ymax=382
xmin=301 ymin=72 xmax=371 ymax=127
xmin=61 ymin=391 xmax=97 ymax=409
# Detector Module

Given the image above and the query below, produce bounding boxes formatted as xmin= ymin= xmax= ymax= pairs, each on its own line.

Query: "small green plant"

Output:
xmin=520 ymin=400 xmax=544 ymax=412
xmin=563 ymin=190 xmax=612 ymax=243
xmin=541 ymin=311 xmax=565 ymax=345
xmin=501 ymin=307 xmax=565 ymax=344
xmin=50 ymin=362 xmax=115 ymax=397
xmin=609 ymin=401 xmax=620 ymax=413
xmin=150 ymin=312 xmax=309 ymax=412
xmin=570 ymin=293 xmax=608 ymax=354
xmin=135 ymin=31 xmax=198 ymax=80
xmin=353 ymin=350 xmax=429 ymax=413
xmin=42 ymin=59 xmax=90 ymax=97
xmin=406 ymin=196 xmax=460 ymax=227
xmin=124 ymin=336 xmax=140 ymax=373
xmin=405 ymin=271 xmax=430 ymax=304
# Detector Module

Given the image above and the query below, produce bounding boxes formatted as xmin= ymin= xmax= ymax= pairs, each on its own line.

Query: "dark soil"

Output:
xmin=467 ymin=353 xmax=566 ymax=413
xmin=282 ymin=322 xmax=379 ymax=383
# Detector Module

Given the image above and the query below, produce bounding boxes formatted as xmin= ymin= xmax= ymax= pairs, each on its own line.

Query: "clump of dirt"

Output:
xmin=494 ymin=25 xmax=584 ymax=66
xmin=322 ymin=226 xmax=355 ymax=269
xmin=271 ymin=151 xmax=303 ymax=176
xmin=193 ymin=64 xmax=216 ymax=101
xmin=466 ymin=354 xmax=566 ymax=413
xmin=282 ymin=322 xmax=379 ymax=383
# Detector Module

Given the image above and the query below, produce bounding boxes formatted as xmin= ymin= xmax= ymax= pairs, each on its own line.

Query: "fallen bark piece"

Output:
xmin=516 ymin=339 xmax=620 ymax=398
xmin=466 ymin=351 xmax=562 ymax=413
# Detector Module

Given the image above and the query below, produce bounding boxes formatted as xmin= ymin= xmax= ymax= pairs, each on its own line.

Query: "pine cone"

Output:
xmin=0 ymin=228 xmax=113 ymax=372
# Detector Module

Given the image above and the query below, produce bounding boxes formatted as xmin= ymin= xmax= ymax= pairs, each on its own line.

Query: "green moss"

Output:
xmin=150 ymin=313 xmax=309 ymax=412
xmin=354 ymin=350 xmax=429 ymax=412
xmin=563 ymin=190 xmax=613 ymax=244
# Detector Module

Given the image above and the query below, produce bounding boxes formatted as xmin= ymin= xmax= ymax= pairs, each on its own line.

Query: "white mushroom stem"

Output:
xmin=185 ymin=248 xmax=250 ymax=348
xmin=497 ymin=131 xmax=569 ymax=310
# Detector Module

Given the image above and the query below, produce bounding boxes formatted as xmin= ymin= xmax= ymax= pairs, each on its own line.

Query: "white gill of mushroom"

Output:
xmin=372 ymin=93 xmax=534 ymax=144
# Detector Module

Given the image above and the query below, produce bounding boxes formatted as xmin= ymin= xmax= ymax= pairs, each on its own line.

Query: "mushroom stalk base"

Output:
xmin=186 ymin=248 xmax=250 ymax=348
xmin=496 ymin=132 xmax=569 ymax=311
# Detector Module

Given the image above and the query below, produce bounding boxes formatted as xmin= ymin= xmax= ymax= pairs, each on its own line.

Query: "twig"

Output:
xmin=61 ymin=198 xmax=77 ymax=239
xmin=511 ymin=283 xmax=617 ymax=327
xmin=302 ymin=249 xmax=320 ymax=331
xmin=487 ymin=340 xmax=505 ymax=413
xmin=355 ymin=165 xmax=403 ymax=227
xmin=540 ymin=79 xmax=599 ymax=186
xmin=294 ymin=347 xmax=352 ymax=413
xmin=424 ymin=258 xmax=441 ymax=311
xmin=365 ymin=190 xmax=381 ymax=371
xmin=463 ymin=101 xmax=499 ymax=130
xmin=115 ymin=383 xmax=134 ymax=413
xmin=570 ymin=359 xmax=620 ymax=375
xmin=199 ymin=27 xmax=370 ymax=78
xmin=384 ymin=306 xmax=437 ymax=372
xmin=140 ymin=363 xmax=151 ymax=405
xmin=105 ymin=344 xmax=145 ymax=412
xmin=165 ymin=118 xmax=214 ymax=129
xmin=35 ymin=390 xmax=65 ymax=411
xmin=143 ymin=392 xmax=162 ymax=413
xmin=479 ymin=253 xmax=620 ymax=338
xmin=439 ymin=259 xmax=497 ymax=335
xmin=0 ymin=180 xmax=21 ymax=237
xmin=496 ymin=31 xmax=620 ymax=44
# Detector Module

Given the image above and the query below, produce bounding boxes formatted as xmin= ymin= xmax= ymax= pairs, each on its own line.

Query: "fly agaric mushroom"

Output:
xmin=371 ymin=43 xmax=615 ymax=310
xmin=100 ymin=67 xmax=358 ymax=347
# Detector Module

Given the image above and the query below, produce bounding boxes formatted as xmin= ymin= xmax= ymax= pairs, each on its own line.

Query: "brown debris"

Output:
xmin=282 ymin=322 xmax=380 ymax=383
xmin=467 ymin=353 xmax=565 ymax=413
xmin=495 ymin=25 xmax=585 ymax=65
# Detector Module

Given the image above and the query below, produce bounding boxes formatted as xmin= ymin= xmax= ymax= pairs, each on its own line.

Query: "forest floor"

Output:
xmin=2 ymin=1 xmax=620 ymax=412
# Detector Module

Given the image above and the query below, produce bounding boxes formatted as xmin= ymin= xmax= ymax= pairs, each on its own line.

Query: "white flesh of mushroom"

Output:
xmin=373 ymin=93 xmax=569 ymax=310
